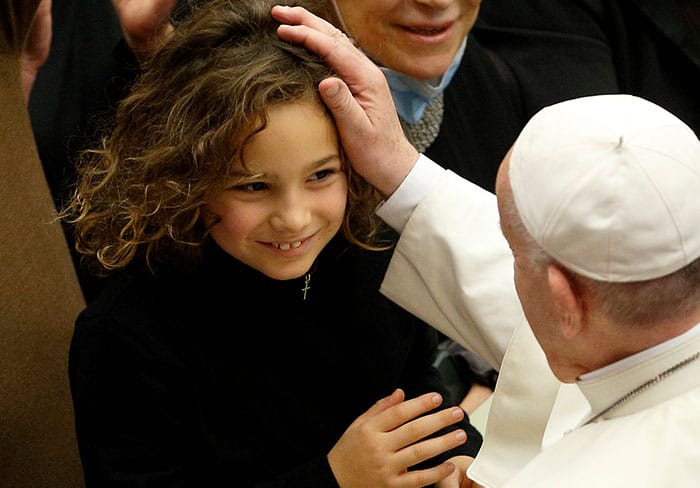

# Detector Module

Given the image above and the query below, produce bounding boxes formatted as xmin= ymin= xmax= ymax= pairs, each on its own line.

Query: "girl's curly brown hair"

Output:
xmin=62 ymin=0 xmax=389 ymax=275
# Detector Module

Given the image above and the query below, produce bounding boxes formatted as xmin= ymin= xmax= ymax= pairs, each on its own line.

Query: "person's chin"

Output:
xmin=260 ymin=253 xmax=319 ymax=281
xmin=393 ymin=51 xmax=455 ymax=80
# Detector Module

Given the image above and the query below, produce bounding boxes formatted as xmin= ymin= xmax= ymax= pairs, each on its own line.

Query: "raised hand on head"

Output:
xmin=111 ymin=0 xmax=177 ymax=62
xmin=20 ymin=0 xmax=52 ymax=104
xmin=272 ymin=5 xmax=419 ymax=198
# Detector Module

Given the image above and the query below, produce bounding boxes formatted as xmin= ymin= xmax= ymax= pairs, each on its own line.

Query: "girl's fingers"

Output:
xmin=372 ymin=392 xmax=444 ymax=432
xmin=398 ymin=460 xmax=458 ymax=488
xmin=383 ymin=402 xmax=465 ymax=449
xmin=358 ymin=388 xmax=405 ymax=421
xmin=395 ymin=428 xmax=468 ymax=469
xmin=273 ymin=5 xmax=380 ymax=89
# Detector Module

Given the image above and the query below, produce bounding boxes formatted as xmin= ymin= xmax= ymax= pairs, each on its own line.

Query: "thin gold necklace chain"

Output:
xmin=583 ymin=351 xmax=700 ymax=425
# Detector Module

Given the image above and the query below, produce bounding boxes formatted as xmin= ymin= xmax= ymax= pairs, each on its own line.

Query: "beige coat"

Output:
xmin=1 ymin=1 xmax=85 ymax=485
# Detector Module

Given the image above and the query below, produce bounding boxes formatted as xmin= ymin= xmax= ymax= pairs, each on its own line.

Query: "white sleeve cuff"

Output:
xmin=376 ymin=154 xmax=447 ymax=232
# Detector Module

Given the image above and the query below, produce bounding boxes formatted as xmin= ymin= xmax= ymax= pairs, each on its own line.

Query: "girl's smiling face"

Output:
xmin=206 ymin=100 xmax=347 ymax=280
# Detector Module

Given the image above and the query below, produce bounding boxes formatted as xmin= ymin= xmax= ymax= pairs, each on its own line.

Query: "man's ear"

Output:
xmin=547 ymin=264 xmax=583 ymax=340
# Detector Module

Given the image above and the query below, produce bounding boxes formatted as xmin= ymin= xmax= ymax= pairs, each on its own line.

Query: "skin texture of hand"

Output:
xmin=327 ymin=389 xmax=468 ymax=488
xmin=20 ymin=0 xmax=52 ymax=105
xmin=435 ymin=455 xmax=475 ymax=488
xmin=272 ymin=5 xmax=419 ymax=199
xmin=111 ymin=0 xmax=176 ymax=62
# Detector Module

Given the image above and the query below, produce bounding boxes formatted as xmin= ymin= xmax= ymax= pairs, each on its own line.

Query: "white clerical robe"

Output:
xmin=379 ymin=168 xmax=565 ymax=486
xmin=504 ymin=330 xmax=700 ymax=487
xmin=378 ymin=165 xmax=700 ymax=486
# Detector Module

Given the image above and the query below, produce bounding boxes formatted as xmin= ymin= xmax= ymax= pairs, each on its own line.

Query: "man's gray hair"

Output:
xmin=501 ymin=184 xmax=700 ymax=328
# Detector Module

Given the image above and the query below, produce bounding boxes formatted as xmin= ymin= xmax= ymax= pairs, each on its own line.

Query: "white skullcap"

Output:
xmin=509 ymin=94 xmax=700 ymax=282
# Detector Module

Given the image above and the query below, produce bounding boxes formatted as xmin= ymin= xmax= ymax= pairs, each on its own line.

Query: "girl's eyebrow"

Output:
xmin=230 ymin=154 xmax=342 ymax=179
xmin=307 ymin=154 xmax=342 ymax=170
xmin=228 ymin=169 xmax=263 ymax=180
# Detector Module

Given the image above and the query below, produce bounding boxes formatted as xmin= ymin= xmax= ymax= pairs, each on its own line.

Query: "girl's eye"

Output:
xmin=234 ymin=181 xmax=268 ymax=192
xmin=309 ymin=169 xmax=336 ymax=182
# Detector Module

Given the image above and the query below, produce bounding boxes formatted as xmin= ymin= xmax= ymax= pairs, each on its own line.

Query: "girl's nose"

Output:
xmin=269 ymin=194 xmax=311 ymax=232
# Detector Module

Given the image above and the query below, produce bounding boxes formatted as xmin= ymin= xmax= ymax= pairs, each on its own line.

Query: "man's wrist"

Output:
xmin=376 ymin=154 xmax=446 ymax=232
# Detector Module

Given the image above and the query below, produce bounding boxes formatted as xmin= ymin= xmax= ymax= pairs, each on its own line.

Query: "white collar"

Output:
xmin=580 ymin=322 xmax=700 ymax=381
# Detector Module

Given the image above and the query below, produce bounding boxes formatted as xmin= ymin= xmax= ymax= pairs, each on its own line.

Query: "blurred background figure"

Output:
xmin=475 ymin=0 xmax=700 ymax=133
xmin=1 ymin=0 xmax=85 ymax=486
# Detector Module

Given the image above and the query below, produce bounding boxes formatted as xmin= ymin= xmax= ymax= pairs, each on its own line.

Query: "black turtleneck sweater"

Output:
xmin=69 ymin=235 xmax=482 ymax=487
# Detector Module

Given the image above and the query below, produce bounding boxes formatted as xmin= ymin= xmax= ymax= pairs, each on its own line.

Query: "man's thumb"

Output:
xmin=319 ymin=76 xmax=370 ymax=131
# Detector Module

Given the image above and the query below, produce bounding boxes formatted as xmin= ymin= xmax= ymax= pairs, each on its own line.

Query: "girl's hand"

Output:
xmin=328 ymin=389 xmax=468 ymax=488
xmin=436 ymin=455 xmax=475 ymax=488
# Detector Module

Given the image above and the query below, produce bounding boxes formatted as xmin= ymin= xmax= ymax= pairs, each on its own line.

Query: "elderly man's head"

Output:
xmin=495 ymin=95 xmax=700 ymax=382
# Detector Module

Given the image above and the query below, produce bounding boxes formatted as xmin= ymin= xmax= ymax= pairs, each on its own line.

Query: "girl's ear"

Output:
xmin=547 ymin=264 xmax=584 ymax=340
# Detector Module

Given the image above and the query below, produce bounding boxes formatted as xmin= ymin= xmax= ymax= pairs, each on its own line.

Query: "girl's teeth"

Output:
xmin=275 ymin=240 xmax=302 ymax=251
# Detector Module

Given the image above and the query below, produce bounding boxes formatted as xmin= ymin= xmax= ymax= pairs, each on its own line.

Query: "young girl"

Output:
xmin=63 ymin=1 xmax=481 ymax=486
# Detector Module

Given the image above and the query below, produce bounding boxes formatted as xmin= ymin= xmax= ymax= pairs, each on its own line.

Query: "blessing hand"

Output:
xmin=272 ymin=5 xmax=419 ymax=199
